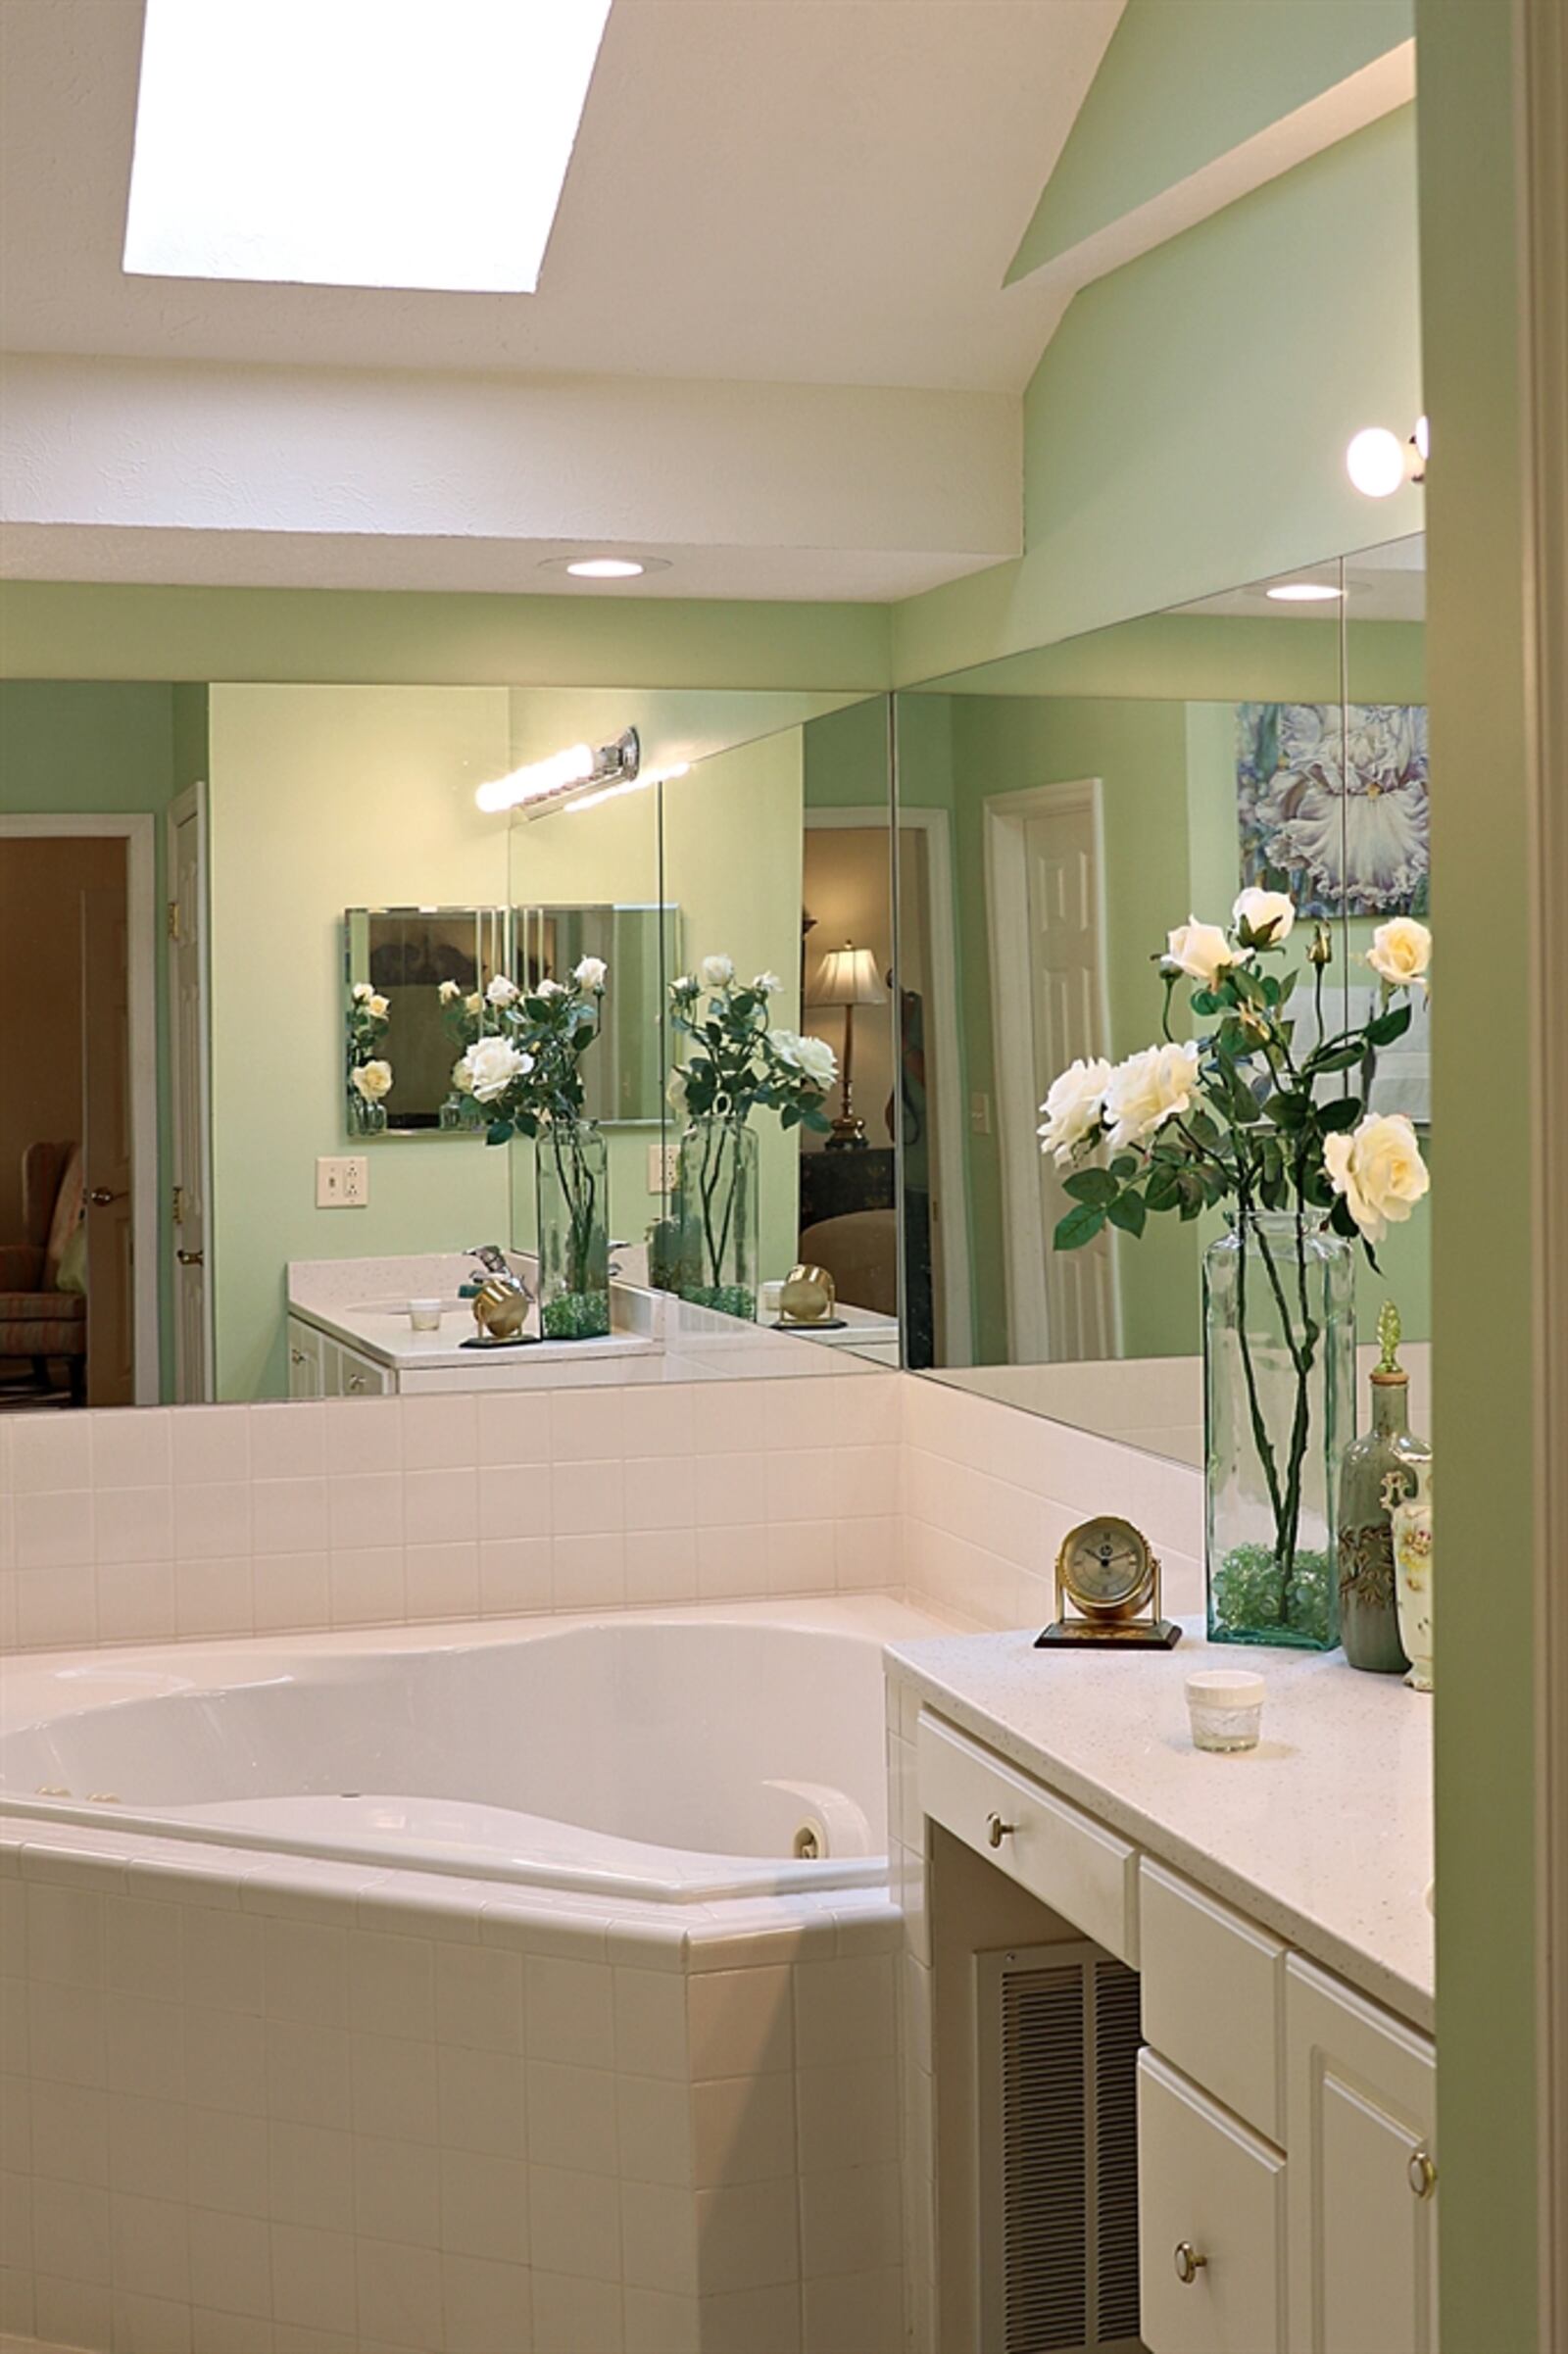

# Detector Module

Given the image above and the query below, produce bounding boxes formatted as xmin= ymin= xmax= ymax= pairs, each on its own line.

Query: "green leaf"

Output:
xmin=485 ymin=1119 xmax=514 ymax=1147
xmin=1367 ymin=1004 xmax=1413 ymax=1047
xmin=1108 ymin=1152 xmax=1141 ymax=1181
xmin=1145 ymin=1167 xmax=1181 ymax=1213
xmin=1315 ymin=1096 xmax=1362 ymax=1132
xmin=1190 ymin=988 xmax=1222 ymax=1016
xmin=1329 ymin=1196 xmax=1360 ymax=1241
xmin=1061 ymin=1168 xmax=1118 ymax=1207
xmin=1053 ymin=1202 xmax=1107 ymax=1251
xmin=1310 ymin=1045 xmax=1364 ymax=1075
xmin=1107 ymin=1191 xmax=1148 ymax=1238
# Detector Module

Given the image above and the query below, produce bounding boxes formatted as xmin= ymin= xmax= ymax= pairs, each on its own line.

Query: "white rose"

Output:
xmin=1323 ymin=1113 xmax=1430 ymax=1244
xmin=536 ymin=977 xmax=565 ymax=1000
xmin=768 ymin=1029 xmax=837 ymax=1091
xmin=486 ymin=974 xmax=520 ymax=1007
xmin=1037 ymin=1056 xmax=1112 ymax=1164
xmin=670 ymin=974 xmax=697 ymax=1000
xmin=465 ymin=992 xmax=484 ymax=1016
xmin=1233 ymin=887 xmax=1296 ymax=946
xmin=367 ymin=994 xmax=389 ymax=1020
xmin=1102 ymin=1042 xmax=1200 ymax=1152
xmin=1366 ymin=916 xmax=1432 ymax=992
xmin=573 ymin=956 xmax=608 ymax=992
xmin=753 ymin=971 xmax=782 ymax=996
xmin=700 ymin=954 xmax=735 ymax=990
xmin=352 ymin=1059 xmax=392 ymax=1102
xmin=351 ymin=981 xmax=373 ymax=1002
xmin=666 ymin=1068 xmax=689 ymax=1118
xmin=1165 ymin=916 xmax=1240 ymax=987
xmin=438 ymin=980 xmax=461 ymax=1004
xmin=457 ymin=1035 xmax=532 ymax=1103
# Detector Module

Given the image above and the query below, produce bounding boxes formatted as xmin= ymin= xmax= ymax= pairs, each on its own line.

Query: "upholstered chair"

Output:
xmin=0 ymin=1141 xmax=87 ymax=1406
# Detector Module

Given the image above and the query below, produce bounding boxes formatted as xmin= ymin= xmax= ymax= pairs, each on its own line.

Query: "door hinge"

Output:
xmin=172 ymin=1184 xmax=185 ymax=1228
xmin=167 ymin=899 xmax=180 ymax=942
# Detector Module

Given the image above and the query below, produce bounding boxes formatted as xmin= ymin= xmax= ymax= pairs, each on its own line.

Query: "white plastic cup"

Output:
xmin=409 ymin=1299 xmax=443 ymax=1332
xmin=1186 ymin=1668 xmax=1265 ymax=1753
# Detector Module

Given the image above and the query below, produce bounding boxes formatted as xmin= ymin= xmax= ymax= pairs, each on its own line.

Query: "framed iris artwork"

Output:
xmin=1236 ymin=703 xmax=1430 ymax=919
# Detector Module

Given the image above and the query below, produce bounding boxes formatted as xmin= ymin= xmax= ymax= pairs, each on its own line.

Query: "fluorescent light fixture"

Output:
xmin=123 ymin=0 xmax=612 ymax=293
xmin=566 ymin=559 xmax=645 ymax=580
xmin=476 ymin=729 xmax=639 ymax=816
xmin=1265 ymin=582 xmax=1344 ymax=603
xmin=565 ymin=760 xmax=689 ymax=815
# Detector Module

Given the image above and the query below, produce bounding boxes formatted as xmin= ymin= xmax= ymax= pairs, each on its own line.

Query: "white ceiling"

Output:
xmin=0 ymin=0 xmax=1121 ymax=396
xmin=1179 ymin=535 xmax=1426 ymax=624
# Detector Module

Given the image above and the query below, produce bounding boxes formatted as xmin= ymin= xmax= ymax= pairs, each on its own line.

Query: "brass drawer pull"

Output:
xmin=986 ymin=1811 xmax=1016 ymax=1848
xmin=1174 ymin=2242 xmax=1208 ymax=2285
xmin=1408 ymin=2148 xmax=1438 ymax=2200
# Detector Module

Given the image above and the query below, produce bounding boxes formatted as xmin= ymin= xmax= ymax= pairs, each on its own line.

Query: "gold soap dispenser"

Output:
xmin=1337 ymin=1302 xmax=1431 ymax=1673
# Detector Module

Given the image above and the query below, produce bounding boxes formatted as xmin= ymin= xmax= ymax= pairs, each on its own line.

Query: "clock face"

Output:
xmin=1061 ymin=1517 xmax=1154 ymax=1616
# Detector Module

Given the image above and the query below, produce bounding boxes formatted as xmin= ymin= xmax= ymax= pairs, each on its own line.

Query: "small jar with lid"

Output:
xmin=1186 ymin=1669 xmax=1265 ymax=1752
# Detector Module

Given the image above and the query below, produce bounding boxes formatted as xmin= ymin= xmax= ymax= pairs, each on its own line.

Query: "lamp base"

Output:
xmin=823 ymin=1111 xmax=868 ymax=1152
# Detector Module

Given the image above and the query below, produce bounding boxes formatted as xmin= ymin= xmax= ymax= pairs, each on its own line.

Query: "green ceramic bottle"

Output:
xmin=1337 ymin=1303 xmax=1431 ymax=1673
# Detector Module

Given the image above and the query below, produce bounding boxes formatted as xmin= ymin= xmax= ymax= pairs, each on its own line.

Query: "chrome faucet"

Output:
xmin=466 ymin=1243 xmax=527 ymax=1293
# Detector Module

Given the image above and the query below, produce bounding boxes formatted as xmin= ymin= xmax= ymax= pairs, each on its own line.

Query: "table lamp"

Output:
xmin=809 ymin=942 xmax=886 ymax=1151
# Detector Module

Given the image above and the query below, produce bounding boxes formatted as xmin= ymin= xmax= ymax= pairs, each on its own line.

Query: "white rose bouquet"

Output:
xmin=347 ymin=980 xmax=392 ymax=1122
xmin=1040 ymin=881 xmax=1431 ymax=1644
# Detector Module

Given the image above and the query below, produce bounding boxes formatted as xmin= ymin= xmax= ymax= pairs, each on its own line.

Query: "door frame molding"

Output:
xmin=0 ymin=811 xmax=160 ymax=1403
xmin=805 ymin=802 xmax=972 ymax=1364
xmin=166 ymin=783 xmax=216 ymax=1403
xmin=983 ymin=776 xmax=1118 ymax=1364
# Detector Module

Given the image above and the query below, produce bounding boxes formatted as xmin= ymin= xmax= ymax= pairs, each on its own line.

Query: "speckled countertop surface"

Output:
xmin=888 ymin=1618 xmax=1434 ymax=2032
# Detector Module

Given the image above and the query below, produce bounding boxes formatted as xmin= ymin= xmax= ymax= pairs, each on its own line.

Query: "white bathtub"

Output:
xmin=0 ymin=1595 xmax=938 ymax=1903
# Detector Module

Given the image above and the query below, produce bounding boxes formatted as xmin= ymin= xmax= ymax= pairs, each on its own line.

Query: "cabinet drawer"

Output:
xmin=1139 ymin=2049 xmax=1287 ymax=2354
xmin=1141 ymin=1859 xmax=1287 ymax=2140
xmin=916 ymin=1711 xmax=1137 ymax=1963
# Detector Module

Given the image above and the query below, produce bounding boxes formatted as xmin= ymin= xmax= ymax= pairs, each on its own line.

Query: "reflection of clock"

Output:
xmin=1036 ymin=1515 xmax=1181 ymax=1649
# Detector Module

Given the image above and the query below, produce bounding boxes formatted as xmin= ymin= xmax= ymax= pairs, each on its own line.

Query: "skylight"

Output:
xmin=123 ymin=0 xmax=612 ymax=294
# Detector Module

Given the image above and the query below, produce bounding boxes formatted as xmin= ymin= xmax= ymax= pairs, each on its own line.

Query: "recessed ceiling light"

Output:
xmin=123 ymin=0 xmax=612 ymax=293
xmin=567 ymin=559 xmax=646 ymax=580
xmin=1265 ymin=582 xmax=1345 ymax=603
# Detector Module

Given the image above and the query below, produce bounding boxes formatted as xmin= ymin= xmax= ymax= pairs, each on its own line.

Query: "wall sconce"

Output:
xmin=475 ymin=727 xmax=640 ymax=816
xmin=1347 ymin=416 xmax=1429 ymax=498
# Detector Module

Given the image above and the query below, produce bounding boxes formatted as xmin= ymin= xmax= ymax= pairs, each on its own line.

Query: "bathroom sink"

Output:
xmin=347 ymin=1296 xmax=467 ymax=1316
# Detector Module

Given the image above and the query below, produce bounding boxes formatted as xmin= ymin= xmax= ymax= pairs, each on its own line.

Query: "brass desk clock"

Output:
xmin=1036 ymin=1514 xmax=1181 ymax=1649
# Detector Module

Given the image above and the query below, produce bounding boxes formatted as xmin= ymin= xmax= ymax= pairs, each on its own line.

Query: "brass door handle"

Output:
xmin=1173 ymin=2242 xmax=1208 ymax=2284
xmin=176 ymin=1249 xmax=205 ymax=1266
xmin=89 ymin=1187 xmax=126 ymax=1206
xmin=347 ymin=1372 xmax=368 ymax=1393
xmin=1408 ymin=2148 xmax=1438 ymax=2200
xmin=986 ymin=1812 xmax=1016 ymax=1849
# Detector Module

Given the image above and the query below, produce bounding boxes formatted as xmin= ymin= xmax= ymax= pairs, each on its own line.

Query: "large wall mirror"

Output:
xmin=894 ymin=531 xmax=1430 ymax=1464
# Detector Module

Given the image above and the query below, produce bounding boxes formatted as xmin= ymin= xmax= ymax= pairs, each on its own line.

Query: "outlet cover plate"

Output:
xmin=317 ymin=1154 xmax=369 ymax=1207
xmin=647 ymin=1142 xmax=679 ymax=1194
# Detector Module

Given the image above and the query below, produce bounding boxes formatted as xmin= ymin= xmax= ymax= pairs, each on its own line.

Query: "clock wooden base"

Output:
xmin=1035 ymin=1618 xmax=1183 ymax=1650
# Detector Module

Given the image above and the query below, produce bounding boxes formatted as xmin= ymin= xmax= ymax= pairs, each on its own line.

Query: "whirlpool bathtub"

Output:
xmin=0 ymin=1594 xmax=940 ymax=1902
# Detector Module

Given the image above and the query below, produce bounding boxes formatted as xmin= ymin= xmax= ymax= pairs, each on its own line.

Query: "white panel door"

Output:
xmin=81 ymin=881 xmax=135 ymax=1407
xmin=1023 ymin=800 xmax=1115 ymax=1362
xmin=169 ymin=793 xmax=211 ymax=1401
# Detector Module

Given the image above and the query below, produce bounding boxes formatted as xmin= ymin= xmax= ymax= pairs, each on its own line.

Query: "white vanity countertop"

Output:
xmin=288 ymin=1251 xmax=661 ymax=1372
xmin=888 ymin=1619 xmax=1434 ymax=2032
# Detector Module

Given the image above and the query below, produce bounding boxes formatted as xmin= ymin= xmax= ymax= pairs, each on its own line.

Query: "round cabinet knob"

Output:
xmin=1408 ymin=2148 xmax=1438 ymax=2201
xmin=1173 ymin=2242 xmax=1208 ymax=2285
xmin=986 ymin=1811 xmax=1016 ymax=1849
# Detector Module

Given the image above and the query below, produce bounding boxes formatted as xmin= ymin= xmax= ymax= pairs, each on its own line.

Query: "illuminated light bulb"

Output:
xmin=1266 ymin=582 xmax=1344 ymax=603
xmin=565 ymin=558 xmax=645 ymax=579
xmin=1414 ymin=415 xmax=1430 ymax=462
xmin=1347 ymin=426 xmax=1408 ymax=499
xmin=474 ymin=742 xmax=594 ymax=813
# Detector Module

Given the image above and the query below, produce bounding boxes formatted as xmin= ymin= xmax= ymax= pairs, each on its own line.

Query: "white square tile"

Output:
xmin=30 ymin=2080 xmax=109 ymax=2186
xmin=615 ymin=2076 xmax=692 ymax=2188
xmin=108 ymin=2090 xmax=188 ymax=2202
xmin=438 ymin=2042 xmax=524 ymax=2157
xmin=264 ymin=1918 xmax=348 ymax=2027
xmin=551 ymin=1389 xmax=622 ymax=1464
xmin=34 ymin=2272 xmax=115 ymax=2354
xmin=253 ymin=1550 xmax=331 ymax=1634
xmin=528 ymin=2164 xmax=618 ymax=2283
xmin=251 ymin=1478 xmax=328 ymax=1556
xmin=26 ymin=1883 xmax=104 ymax=1988
xmin=328 ymin=1471 xmax=402 ymax=1550
xmin=329 ymin=1545 xmax=406 ymax=1628
xmin=622 ymin=1456 xmax=696 ymax=1534
xmin=476 ymin=1391 xmax=553 ymax=1468
xmin=620 ymin=1388 xmax=693 ymax=1459
xmin=480 ymin=1536 xmax=553 ymax=1617
xmin=174 ymin=1558 xmax=253 ymax=1640
xmin=270 ymin=2219 xmax=358 ymax=2336
xmin=13 ymin=1412 xmax=93 ymax=1494
xmin=764 ymin=1521 xmax=837 ymax=1597
xmin=525 ymin=1958 xmax=612 ymax=2070
xmin=351 ymin=2031 xmax=438 ymax=2144
xmin=439 ymin=2146 xmax=529 ymax=2262
xmin=357 ymin=2232 xmax=444 ymax=2349
xmin=800 ymin=2266 xmax=901 ymax=2354
xmin=551 ymin=1460 xmax=624 ymax=1537
xmin=354 ymin=2132 xmax=441 ymax=2246
xmin=693 ymin=1453 xmax=766 ymax=1530
xmin=111 ymin=2286 xmax=194 ymax=2354
xmin=793 ymin=1955 xmax=895 ymax=2069
xmin=479 ymin=1463 xmax=550 ymax=1544
xmin=106 ymin=1897 xmax=181 ymax=2001
xmin=185 ymin=2106 xmax=269 ymax=2218
xmin=622 ymin=1530 xmax=698 ymax=1607
xmin=687 ymin=1970 xmax=792 ymax=2082
xmin=621 ymin=2180 xmax=699 ymax=2297
xmin=111 ymin=2188 xmax=190 ymax=2301
xmin=531 ymin=2267 xmax=621 ymax=2354
xmin=96 ymin=1559 xmax=178 ymax=1644
xmin=799 ymin=2163 xmax=901 ymax=2280
xmin=830 ymin=1447 xmax=897 ymax=1521
xmin=105 ymin=1990 xmax=184 ymax=2100
xmin=188 ymin=2205 xmax=271 ymax=2319
xmin=266 ymin=2018 xmax=352 ymax=2129
xmin=833 ymin=1517 xmax=897 ymax=1591
xmin=551 ymin=1533 xmax=624 ymax=1610
xmin=31 ymin=2174 xmax=111 ymax=2283
xmin=405 ymin=1466 xmax=478 ymax=1545
xmin=174 ymin=1482 xmax=251 ymax=1561
xmin=696 ymin=2281 xmax=802 ymax=2354
xmin=765 ymin=1452 xmax=835 ymax=1527
xmin=436 ymin=1943 xmax=522 ymax=2053
xmin=796 ymin=2059 xmax=896 ymax=2173
xmin=185 ymin=2008 xmax=267 ymax=2117
xmin=405 ymin=1542 xmax=480 ymax=1622
xmin=523 ymin=2061 xmax=616 ymax=2176
xmin=691 ymin=2178 xmax=798 ymax=2295
xmin=612 ymin=1971 xmax=688 ymax=2083
xmin=90 ymin=1407 xmax=172 ymax=1490
xmin=442 ymin=2251 xmax=533 ymax=2354
xmin=401 ymin=1393 xmax=477 ymax=1471
xmin=183 ymin=1907 xmax=265 ymax=2014
xmin=269 ymin=2119 xmax=354 ymax=2231
xmin=15 ymin=1489 xmax=95 ymax=1572
xmin=27 ymin=1980 xmax=103 ymax=2088
xmin=92 ymin=1485 xmax=173 ymax=1564
xmin=690 ymin=2072 xmax=796 ymax=2188
xmin=14 ymin=1561 xmax=96 ymax=1649
xmin=248 ymin=1400 xmax=326 ymax=1481
xmin=696 ymin=1529 xmax=769 ymax=1601
xmin=172 ymin=1407 xmax=250 ymax=1487
xmin=350 ymin=1931 xmax=434 ymax=2041
xmin=323 ymin=1395 xmax=402 ymax=1474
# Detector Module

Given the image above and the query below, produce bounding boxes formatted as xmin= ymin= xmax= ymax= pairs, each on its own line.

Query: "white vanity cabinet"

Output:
xmin=912 ymin=1706 xmax=1437 ymax=2354
xmin=286 ymin=1313 xmax=391 ymax=1398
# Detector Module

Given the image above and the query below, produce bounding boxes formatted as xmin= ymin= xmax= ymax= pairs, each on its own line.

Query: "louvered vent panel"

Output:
xmin=982 ymin=1943 xmax=1144 ymax=2354
xmin=1094 ymin=1958 xmax=1143 ymax=2347
xmin=1001 ymin=1961 xmax=1089 ymax=2354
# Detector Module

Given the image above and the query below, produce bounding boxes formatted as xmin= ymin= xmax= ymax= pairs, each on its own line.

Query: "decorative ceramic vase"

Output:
xmin=1202 ymin=1210 xmax=1355 ymax=1650
xmin=535 ymin=1119 xmax=611 ymax=1340
xmin=1390 ymin=1460 xmax=1435 ymax=1692
xmin=1337 ymin=1305 xmax=1428 ymax=1673
xmin=676 ymin=1115 xmax=760 ymax=1320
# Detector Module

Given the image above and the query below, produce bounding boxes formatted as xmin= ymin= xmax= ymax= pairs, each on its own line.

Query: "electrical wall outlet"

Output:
xmin=317 ymin=1154 xmax=369 ymax=1208
xmin=647 ymin=1141 xmax=680 ymax=1193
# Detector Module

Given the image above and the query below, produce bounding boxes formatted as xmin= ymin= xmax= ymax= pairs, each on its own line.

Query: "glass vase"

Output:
xmin=1202 ymin=1209 xmax=1354 ymax=1650
xmin=676 ymin=1115 xmax=760 ymax=1320
xmin=535 ymin=1119 xmax=611 ymax=1340
xmin=348 ymin=1090 xmax=387 ymax=1137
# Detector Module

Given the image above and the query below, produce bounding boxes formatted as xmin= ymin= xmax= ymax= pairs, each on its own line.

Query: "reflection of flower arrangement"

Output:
xmin=436 ymin=977 xmax=501 ymax=1129
xmin=1041 ymin=886 xmax=1432 ymax=1639
xmin=1238 ymin=703 xmax=1429 ymax=918
xmin=347 ymin=981 xmax=392 ymax=1119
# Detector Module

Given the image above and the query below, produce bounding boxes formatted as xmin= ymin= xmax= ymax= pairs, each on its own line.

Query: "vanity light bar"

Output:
xmin=475 ymin=728 xmax=640 ymax=816
xmin=562 ymin=760 xmax=690 ymax=817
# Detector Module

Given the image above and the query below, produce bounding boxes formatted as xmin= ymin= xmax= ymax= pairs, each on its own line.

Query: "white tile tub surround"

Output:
xmin=0 ymin=1826 xmax=905 ymax=2354
xmin=0 ymin=1374 xmax=901 ymax=1653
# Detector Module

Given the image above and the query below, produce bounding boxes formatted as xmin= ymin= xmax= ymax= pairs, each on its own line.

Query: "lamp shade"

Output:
xmin=809 ymin=943 xmax=885 ymax=1008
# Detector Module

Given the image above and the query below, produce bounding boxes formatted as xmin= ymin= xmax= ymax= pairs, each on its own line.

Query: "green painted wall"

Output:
xmin=0 ymin=681 xmax=206 ymax=1400
xmin=896 ymin=109 xmax=1424 ymax=689
xmin=1417 ymin=0 xmax=1539 ymax=2340
xmin=1008 ymin=0 xmax=1411 ymax=283
xmin=207 ymin=685 xmax=514 ymax=1400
